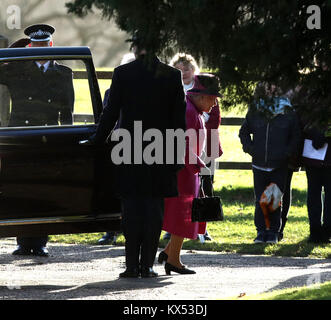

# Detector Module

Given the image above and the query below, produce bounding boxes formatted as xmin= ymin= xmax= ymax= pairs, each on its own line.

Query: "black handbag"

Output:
xmin=191 ymin=179 xmax=224 ymax=222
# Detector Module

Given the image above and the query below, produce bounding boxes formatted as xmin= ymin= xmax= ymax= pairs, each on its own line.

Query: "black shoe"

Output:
xmin=140 ymin=267 xmax=158 ymax=278
xmin=32 ymin=247 xmax=49 ymax=257
xmin=98 ymin=232 xmax=116 ymax=245
xmin=308 ymin=226 xmax=330 ymax=244
xmin=119 ymin=268 xmax=140 ymax=278
xmin=308 ymin=234 xmax=330 ymax=244
xmin=165 ymin=263 xmax=196 ymax=275
xmin=158 ymin=251 xmax=186 ymax=267
xmin=12 ymin=246 xmax=31 ymax=256
xmin=158 ymin=251 xmax=168 ymax=264
xmin=322 ymin=225 xmax=331 ymax=241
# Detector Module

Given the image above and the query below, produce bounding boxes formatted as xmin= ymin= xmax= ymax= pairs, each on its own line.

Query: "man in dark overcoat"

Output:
xmin=0 ymin=24 xmax=74 ymax=256
xmin=90 ymin=35 xmax=186 ymax=277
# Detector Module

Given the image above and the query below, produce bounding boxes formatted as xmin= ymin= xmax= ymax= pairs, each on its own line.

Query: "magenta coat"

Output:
xmin=162 ymin=96 xmax=207 ymax=239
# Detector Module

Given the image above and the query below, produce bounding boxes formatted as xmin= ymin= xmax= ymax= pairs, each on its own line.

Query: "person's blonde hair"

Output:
xmin=169 ymin=53 xmax=200 ymax=74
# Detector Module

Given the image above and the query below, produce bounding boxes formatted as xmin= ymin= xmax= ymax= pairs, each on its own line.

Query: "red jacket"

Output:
xmin=163 ymin=96 xmax=206 ymax=239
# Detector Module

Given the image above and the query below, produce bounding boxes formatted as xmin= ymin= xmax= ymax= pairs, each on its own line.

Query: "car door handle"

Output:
xmin=79 ymin=139 xmax=91 ymax=145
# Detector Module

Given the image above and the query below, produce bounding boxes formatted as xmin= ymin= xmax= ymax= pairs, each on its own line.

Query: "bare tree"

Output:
xmin=0 ymin=0 xmax=130 ymax=67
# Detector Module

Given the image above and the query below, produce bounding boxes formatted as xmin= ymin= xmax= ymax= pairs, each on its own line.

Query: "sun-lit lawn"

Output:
xmin=229 ymin=281 xmax=331 ymax=300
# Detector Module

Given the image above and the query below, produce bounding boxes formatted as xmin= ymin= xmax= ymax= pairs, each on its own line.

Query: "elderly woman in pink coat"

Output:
xmin=160 ymin=74 xmax=221 ymax=275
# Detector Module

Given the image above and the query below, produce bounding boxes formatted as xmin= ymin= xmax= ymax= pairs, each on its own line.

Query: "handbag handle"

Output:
xmin=199 ymin=176 xmax=206 ymax=198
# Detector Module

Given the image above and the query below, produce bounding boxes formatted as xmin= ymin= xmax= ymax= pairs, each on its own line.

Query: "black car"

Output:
xmin=0 ymin=46 xmax=121 ymax=237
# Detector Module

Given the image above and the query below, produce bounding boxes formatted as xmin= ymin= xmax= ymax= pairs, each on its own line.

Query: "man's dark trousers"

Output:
xmin=121 ymin=197 xmax=164 ymax=269
xmin=17 ymin=236 xmax=48 ymax=249
xmin=306 ymin=166 xmax=331 ymax=232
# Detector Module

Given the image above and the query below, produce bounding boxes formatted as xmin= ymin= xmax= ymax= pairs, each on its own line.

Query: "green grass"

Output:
xmin=50 ymin=168 xmax=331 ymax=259
xmin=50 ymin=75 xmax=331 ymax=259
xmin=230 ymin=281 xmax=331 ymax=300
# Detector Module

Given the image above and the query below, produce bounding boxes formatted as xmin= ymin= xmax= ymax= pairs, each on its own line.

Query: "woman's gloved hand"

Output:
xmin=9 ymin=38 xmax=31 ymax=48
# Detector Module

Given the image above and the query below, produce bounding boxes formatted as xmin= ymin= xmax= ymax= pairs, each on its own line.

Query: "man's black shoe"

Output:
xmin=32 ymin=247 xmax=49 ymax=257
xmin=12 ymin=246 xmax=31 ymax=256
xmin=140 ymin=267 xmax=158 ymax=278
xmin=119 ymin=268 xmax=140 ymax=278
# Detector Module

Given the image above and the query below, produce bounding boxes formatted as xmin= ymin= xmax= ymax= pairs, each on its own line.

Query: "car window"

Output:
xmin=0 ymin=59 xmax=95 ymax=128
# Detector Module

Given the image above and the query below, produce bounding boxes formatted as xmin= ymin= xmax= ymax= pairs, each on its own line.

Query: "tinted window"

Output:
xmin=0 ymin=59 xmax=95 ymax=127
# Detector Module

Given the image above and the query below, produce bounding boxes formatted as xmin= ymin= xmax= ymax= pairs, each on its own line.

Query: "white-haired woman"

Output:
xmin=169 ymin=53 xmax=200 ymax=93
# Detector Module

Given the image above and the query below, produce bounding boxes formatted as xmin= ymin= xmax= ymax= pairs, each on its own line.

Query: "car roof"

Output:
xmin=0 ymin=46 xmax=92 ymax=61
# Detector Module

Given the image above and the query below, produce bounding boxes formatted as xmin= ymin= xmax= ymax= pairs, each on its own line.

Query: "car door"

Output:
xmin=0 ymin=48 xmax=121 ymax=237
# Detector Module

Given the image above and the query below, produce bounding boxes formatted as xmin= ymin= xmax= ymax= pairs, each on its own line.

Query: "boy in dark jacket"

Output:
xmin=239 ymin=84 xmax=301 ymax=243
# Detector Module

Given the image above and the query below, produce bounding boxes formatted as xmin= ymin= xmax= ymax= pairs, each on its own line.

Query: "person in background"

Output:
xmin=169 ymin=53 xmax=200 ymax=92
xmin=291 ymin=61 xmax=331 ymax=243
xmin=302 ymin=124 xmax=331 ymax=243
xmin=97 ymin=52 xmax=135 ymax=246
xmin=239 ymin=82 xmax=301 ymax=244
xmin=160 ymin=74 xmax=221 ymax=275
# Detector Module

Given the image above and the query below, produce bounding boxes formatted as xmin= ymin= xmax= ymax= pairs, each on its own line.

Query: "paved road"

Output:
xmin=0 ymin=238 xmax=330 ymax=300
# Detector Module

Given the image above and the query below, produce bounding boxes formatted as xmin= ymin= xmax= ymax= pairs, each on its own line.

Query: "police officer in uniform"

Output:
xmin=0 ymin=24 xmax=74 ymax=256
xmin=0 ymin=24 xmax=74 ymax=127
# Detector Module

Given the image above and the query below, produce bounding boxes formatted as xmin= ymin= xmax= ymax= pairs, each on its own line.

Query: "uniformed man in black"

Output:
xmin=0 ymin=24 xmax=74 ymax=256
xmin=0 ymin=24 xmax=74 ymax=127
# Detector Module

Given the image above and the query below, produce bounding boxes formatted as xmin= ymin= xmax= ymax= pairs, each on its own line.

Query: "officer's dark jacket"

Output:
xmin=239 ymin=109 xmax=301 ymax=168
xmin=93 ymin=55 xmax=186 ymax=198
xmin=0 ymin=61 xmax=74 ymax=126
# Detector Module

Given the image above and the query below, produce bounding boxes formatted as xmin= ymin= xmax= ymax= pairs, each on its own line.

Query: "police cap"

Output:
xmin=24 ymin=24 xmax=55 ymax=42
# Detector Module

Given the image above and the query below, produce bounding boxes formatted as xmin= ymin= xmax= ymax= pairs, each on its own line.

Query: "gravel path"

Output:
xmin=0 ymin=238 xmax=330 ymax=300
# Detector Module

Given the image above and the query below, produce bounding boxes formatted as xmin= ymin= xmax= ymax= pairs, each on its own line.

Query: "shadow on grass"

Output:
xmin=215 ymin=186 xmax=307 ymax=208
